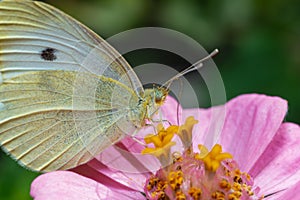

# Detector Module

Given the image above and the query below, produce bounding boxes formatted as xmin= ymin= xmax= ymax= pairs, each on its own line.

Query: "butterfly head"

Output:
xmin=143 ymin=86 xmax=168 ymax=117
xmin=129 ymin=86 xmax=168 ymax=128
xmin=153 ymin=86 xmax=169 ymax=106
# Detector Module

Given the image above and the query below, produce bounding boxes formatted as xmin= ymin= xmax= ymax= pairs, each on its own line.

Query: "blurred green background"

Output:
xmin=0 ymin=0 xmax=299 ymax=199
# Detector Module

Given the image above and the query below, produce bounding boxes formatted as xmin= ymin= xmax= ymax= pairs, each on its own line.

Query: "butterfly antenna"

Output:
xmin=162 ymin=49 xmax=219 ymax=89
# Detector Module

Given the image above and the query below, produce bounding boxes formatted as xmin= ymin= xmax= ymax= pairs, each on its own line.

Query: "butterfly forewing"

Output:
xmin=0 ymin=0 xmax=142 ymax=89
xmin=0 ymin=0 xmax=142 ymax=171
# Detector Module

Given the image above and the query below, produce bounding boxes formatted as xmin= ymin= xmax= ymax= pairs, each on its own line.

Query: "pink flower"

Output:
xmin=30 ymin=94 xmax=300 ymax=199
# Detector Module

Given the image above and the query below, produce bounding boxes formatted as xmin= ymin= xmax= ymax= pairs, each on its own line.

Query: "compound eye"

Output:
xmin=155 ymin=96 xmax=162 ymax=104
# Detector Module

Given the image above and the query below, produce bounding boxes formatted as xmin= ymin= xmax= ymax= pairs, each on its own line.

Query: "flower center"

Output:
xmin=142 ymin=117 xmax=264 ymax=200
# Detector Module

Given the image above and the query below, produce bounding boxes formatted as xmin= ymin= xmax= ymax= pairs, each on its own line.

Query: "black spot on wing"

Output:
xmin=41 ymin=48 xmax=57 ymax=61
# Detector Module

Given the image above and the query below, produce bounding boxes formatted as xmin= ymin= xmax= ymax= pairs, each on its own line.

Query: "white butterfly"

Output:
xmin=0 ymin=0 xmax=216 ymax=172
xmin=0 ymin=0 xmax=170 ymax=172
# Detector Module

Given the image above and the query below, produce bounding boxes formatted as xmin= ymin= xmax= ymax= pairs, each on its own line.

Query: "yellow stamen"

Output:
xmin=219 ymin=179 xmax=231 ymax=191
xmin=176 ymin=191 xmax=186 ymax=200
xmin=168 ymin=170 xmax=184 ymax=190
xmin=144 ymin=125 xmax=178 ymax=147
xmin=142 ymin=117 xmax=262 ymax=199
xmin=142 ymin=124 xmax=179 ymax=166
xmin=188 ymin=187 xmax=202 ymax=200
xmin=211 ymin=191 xmax=225 ymax=199
xmin=196 ymin=144 xmax=209 ymax=158
xmin=196 ymin=144 xmax=233 ymax=172
xmin=178 ymin=116 xmax=198 ymax=150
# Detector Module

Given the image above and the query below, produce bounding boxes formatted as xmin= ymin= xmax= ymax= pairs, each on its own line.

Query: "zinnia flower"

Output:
xmin=30 ymin=94 xmax=300 ymax=200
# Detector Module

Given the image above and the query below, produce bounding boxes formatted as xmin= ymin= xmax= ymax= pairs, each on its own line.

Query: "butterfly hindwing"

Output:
xmin=0 ymin=70 xmax=136 ymax=171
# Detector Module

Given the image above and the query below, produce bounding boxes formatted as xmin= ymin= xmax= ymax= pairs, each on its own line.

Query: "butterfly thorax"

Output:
xmin=129 ymin=87 xmax=169 ymax=128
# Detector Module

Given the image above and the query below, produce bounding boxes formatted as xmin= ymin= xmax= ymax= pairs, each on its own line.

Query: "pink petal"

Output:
xmin=96 ymin=138 xmax=161 ymax=173
xmin=31 ymin=171 xmax=145 ymax=200
xmin=116 ymin=136 xmax=148 ymax=154
xmin=219 ymin=94 xmax=287 ymax=171
xmin=276 ymin=180 xmax=300 ymax=200
xmin=86 ymin=137 xmax=159 ymax=191
xmin=250 ymin=122 xmax=300 ymax=196
xmin=86 ymin=159 xmax=150 ymax=192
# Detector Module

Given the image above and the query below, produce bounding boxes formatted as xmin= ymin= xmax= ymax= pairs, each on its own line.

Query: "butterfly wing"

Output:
xmin=0 ymin=0 xmax=142 ymax=171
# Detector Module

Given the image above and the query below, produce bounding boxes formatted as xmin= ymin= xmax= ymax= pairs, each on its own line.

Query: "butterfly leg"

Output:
xmin=147 ymin=107 xmax=172 ymax=126
xmin=151 ymin=119 xmax=171 ymax=125
xmin=123 ymin=129 xmax=147 ymax=146
xmin=131 ymin=137 xmax=147 ymax=147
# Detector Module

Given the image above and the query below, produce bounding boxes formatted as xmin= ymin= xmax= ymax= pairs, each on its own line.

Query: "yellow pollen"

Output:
xmin=176 ymin=191 xmax=186 ymax=200
xmin=232 ymin=182 xmax=243 ymax=193
xmin=235 ymin=169 xmax=242 ymax=175
xmin=148 ymin=176 xmax=168 ymax=200
xmin=168 ymin=170 xmax=184 ymax=190
xmin=234 ymin=176 xmax=243 ymax=184
xmin=232 ymin=191 xmax=242 ymax=198
xmin=211 ymin=191 xmax=225 ymax=199
xmin=219 ymin=179 xmax=231 ymax=191
xmin=196 ymin=144 xmax=233 ymax=172
xmin=188 ymin=187 xmax=202 ymax=200
xmin=228 ymin=193 xmax=239 ymax=200
xmin=245 ymin=173 xmax=251 ymax=181
xmin=153 ymin=191 xmax=165 ymax=200
xmin=147 ymin=177 xmax=159 ymax=190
